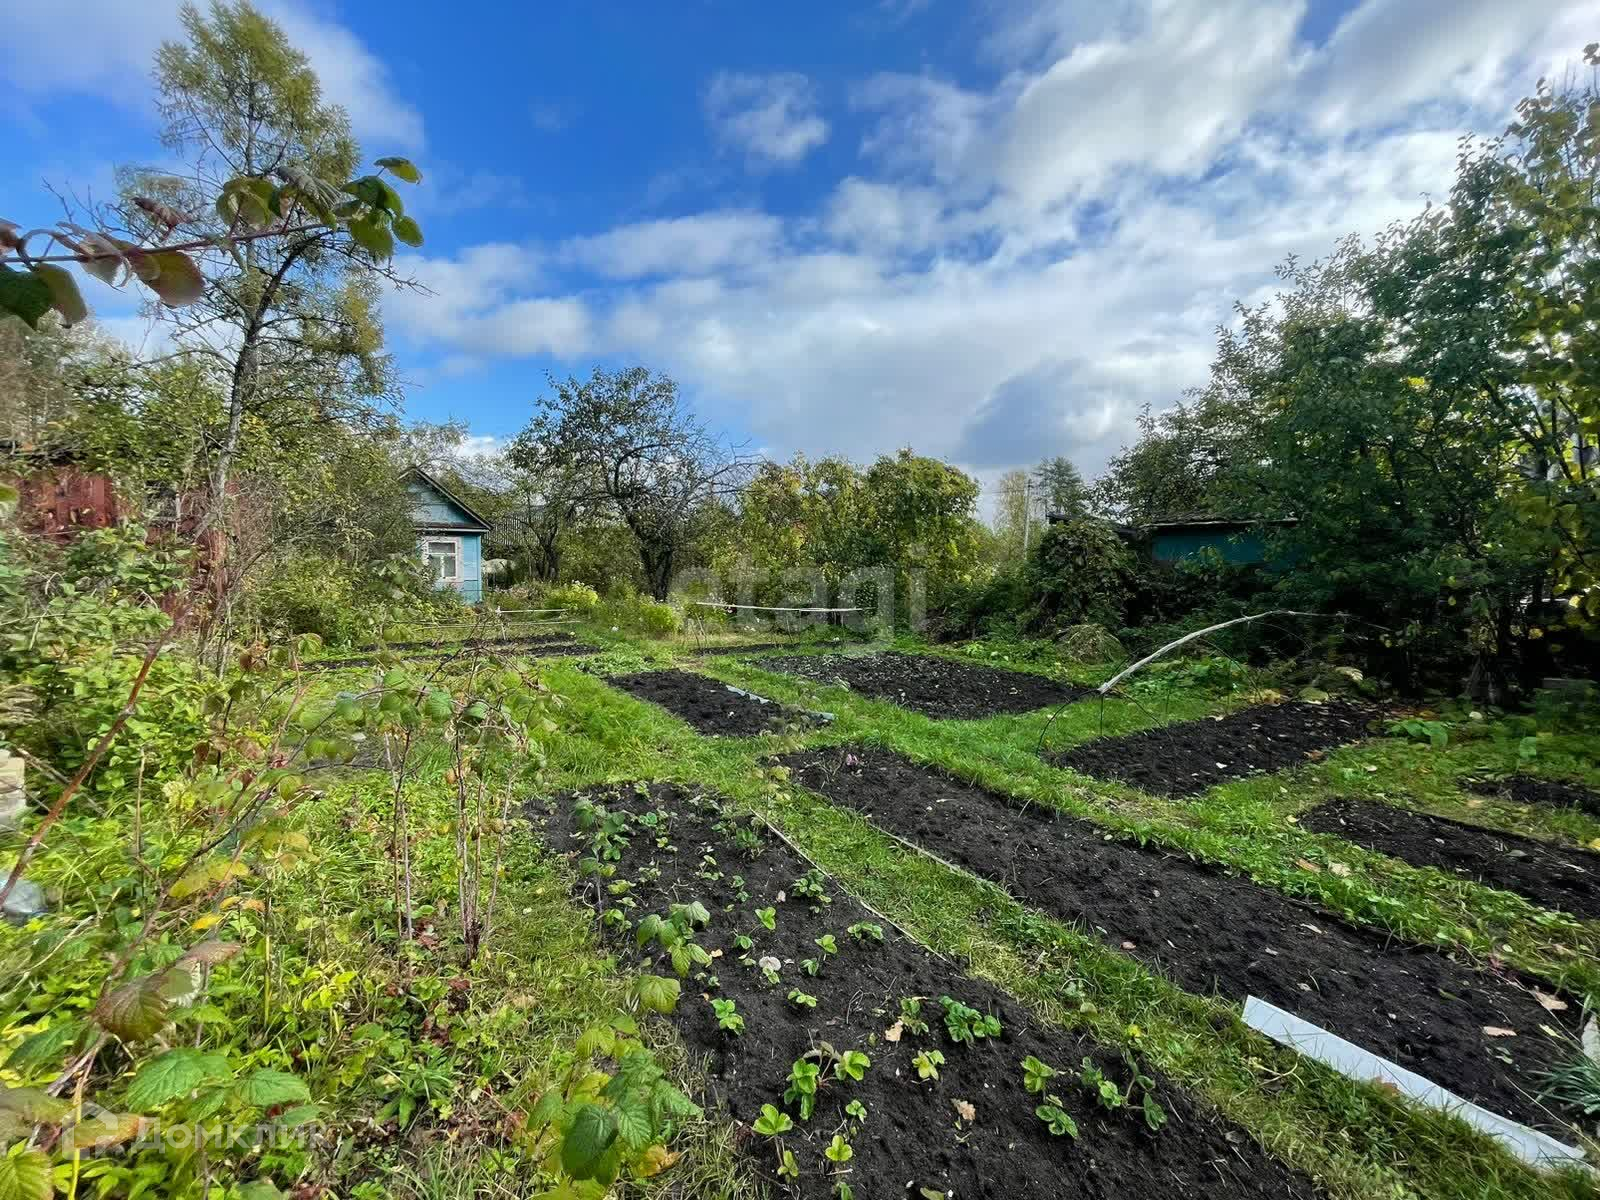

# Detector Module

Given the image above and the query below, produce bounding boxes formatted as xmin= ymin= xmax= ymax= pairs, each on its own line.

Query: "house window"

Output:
xmin=425 ymin=538 xmax=460 ymax=582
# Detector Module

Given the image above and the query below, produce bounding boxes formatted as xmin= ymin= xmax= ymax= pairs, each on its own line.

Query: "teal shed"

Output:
xmin=403 ymin=467 xmax=491 ymax=603
xmin=1143 ymin=517 xmax=1297 ymax=566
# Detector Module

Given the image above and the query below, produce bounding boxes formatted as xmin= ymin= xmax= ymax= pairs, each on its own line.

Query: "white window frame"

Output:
xmin=423 ymin=536 xmax=463 ymax=584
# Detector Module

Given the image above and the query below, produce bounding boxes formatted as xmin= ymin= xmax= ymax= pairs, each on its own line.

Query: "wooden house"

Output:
xmin=403 ymin=466 xmax=491 ymax=603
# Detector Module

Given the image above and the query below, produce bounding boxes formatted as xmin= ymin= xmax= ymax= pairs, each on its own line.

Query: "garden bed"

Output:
xmin=1467 ymin=775 xmax=1600 ymax=818
xmin=779 ymin=746 xmax=1578 ymax=1130
xmin=1300 ymin=798 xmax=1600 ymax=922
xmin=529 ymin=782 xmax=1319 ymax=1200
xmin=1052 ymin=701 xmax=1374 ymax=797
xmin=758 ymin=650 xmax=1086 ymax=719
xmin=609 ymin=670 xmax=815 ymax=736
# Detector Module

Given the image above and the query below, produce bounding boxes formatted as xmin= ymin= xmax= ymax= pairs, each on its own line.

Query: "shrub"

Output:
xmin=1024 ymin=520 xmax=1132 ymax=633
xmin=597 ymin=587 xmax=682 ymax=637
xmin=544 ymin=581 xmax=600 ymax=615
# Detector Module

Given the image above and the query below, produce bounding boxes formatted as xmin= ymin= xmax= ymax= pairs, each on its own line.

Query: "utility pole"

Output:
xmin=1021 ymin=478 xmax=1032 ymax=557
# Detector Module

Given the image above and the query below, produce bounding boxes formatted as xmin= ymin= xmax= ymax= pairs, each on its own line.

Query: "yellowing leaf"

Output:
xmin=375 ymin=156 xmax=423 ymax=184
xmin=634 ymin=1143 xmax=680 ymax=1179
xmin=142 ymin=250 xmax=205 ymax=306
xmin=29 ymin=263 xmax=87 ymax=325
xmin=190 ymin=913 xmax=222 ymax=933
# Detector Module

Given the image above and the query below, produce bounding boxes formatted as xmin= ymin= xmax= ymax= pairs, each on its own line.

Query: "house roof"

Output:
xmin=1140 ymin=513 xmax=1298 ymax=533
xmin=402 ymin=466 xmax=492 ymax=533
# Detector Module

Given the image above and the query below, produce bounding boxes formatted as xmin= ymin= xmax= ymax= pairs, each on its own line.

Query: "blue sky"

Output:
xmin=4 ymin=0 xmax=1596 ymax=487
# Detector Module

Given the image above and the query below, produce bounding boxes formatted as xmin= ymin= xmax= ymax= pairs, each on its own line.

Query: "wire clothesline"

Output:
xmin=687 ymin=601 xmax=865 ymax=613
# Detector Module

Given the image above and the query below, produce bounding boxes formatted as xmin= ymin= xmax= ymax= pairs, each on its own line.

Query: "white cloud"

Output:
xmin=4 ymin=0 xmax=423 ymax=149
xmin=704 ymin=72 xmax=830 ymax=167
xmin=397 ymin=0 xmax=1595 ymax=484
xmin=564 ymin=212 xmax=784 ymax=279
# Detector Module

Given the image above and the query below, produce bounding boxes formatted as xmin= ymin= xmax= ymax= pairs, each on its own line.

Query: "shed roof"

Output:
xmin=402 ymin=466 xmax=493 ymax=533
xmin=1140 ymin=513 xmax=1298 ymax=533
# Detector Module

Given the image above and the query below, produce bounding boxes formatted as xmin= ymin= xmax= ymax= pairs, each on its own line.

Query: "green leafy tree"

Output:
xmin=511 ymin=367 xmax=754 ymax=600
xmin=991 ymin=468 xmax=1032 ymax=565
xmin=0 ymin=1 xmax=424 ymax=524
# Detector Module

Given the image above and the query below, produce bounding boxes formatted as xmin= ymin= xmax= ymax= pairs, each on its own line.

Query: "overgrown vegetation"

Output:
xmin=3 ymin=10 xmax=1600 ymax=1200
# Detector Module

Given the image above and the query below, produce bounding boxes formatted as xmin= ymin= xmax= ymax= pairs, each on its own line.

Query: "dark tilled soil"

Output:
xmin=758 ymin=650 xmax=1087 ymax=719
xmin=310 ymin=636 xmax=597 ymax=670
xmin=778 ymin=746 xmax=1577 ymax=1130
xmin=1467 ymin=775 xmax=1600 ymax=818
xmin=1300 ymin=798 xmax=1600 ymax=922
xmin=609 ymin=670 xmax=814 ymax=736
xmin=1052 ymin=702 xmax=1375 ymax=797
xmin=529 ymin=782 xmax=1320 ymax=1200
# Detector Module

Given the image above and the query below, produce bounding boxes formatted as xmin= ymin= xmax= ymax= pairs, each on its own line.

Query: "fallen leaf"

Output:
xmin=884 ymin=1020 xmax=904 ymax=1043
xmin=1120 ymin=940 xmax=1137 ymax=951
xmin=952 ymin=1099 xmax=976 ymax=1123
xmin=1533 ymin=989 xmax=1568 ymax=1013
xmin=1328 ymin=862 xmax=1351 ymax=877
xmin=1295 ymin=858 xmax=1322 ymax=873
xmin=1483 ymin=1026 xmax=1517 ymax=1038
xmin=1581 ymin=1018 xmax=1599 ymax=1066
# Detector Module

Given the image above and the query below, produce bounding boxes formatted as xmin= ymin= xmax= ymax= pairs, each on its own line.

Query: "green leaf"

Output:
xmin=375 ymin=157 xmax=423 ymax=184
xmin=0 ymin=265 xmax=53 ymax=329
xmin=124 ymin=1048 xmax=232 ymax=1111
xmin=611 ymin=1093 xmax=654 ymax=1150
xmin=392 ymin=215 xmax=424 ymax=248
xmin=0 ymin=1088 xmax=70 ymax=1126
xmin=232 ymin=1068 xmax=310 ymax=1108
xmin=633 ymin=975 xmax=679 ymax=1014
xmin=5 ymin=1020 xmax=87 ymax=1070
xmin=0 ymin=1148 xmax=53 ymax=1200
xmin=28 ymin=264 xmax=87 ymax=326
xmin=348 ymin=213 xmax=395 ymax=261
xmin=94 ymin=978 xmax=168 ymax=1042
xmin=560 ymin=1103 xmax=618 ymax=1180
xmin=235 ymin=1182 xmax=284 ymax=1200
xmin=342 ymin=175 xmax=404 ymax=216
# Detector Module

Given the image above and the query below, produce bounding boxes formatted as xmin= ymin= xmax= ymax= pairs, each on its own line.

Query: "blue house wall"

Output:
xmin=405 ymin=471 xmax=490 ymax=603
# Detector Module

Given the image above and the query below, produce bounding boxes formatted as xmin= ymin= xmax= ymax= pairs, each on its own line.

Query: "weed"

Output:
xmin=1387 ymin=717 xmax=1450 ymax=748
xmin=847 ymin=921 xmax=884 ymax=943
